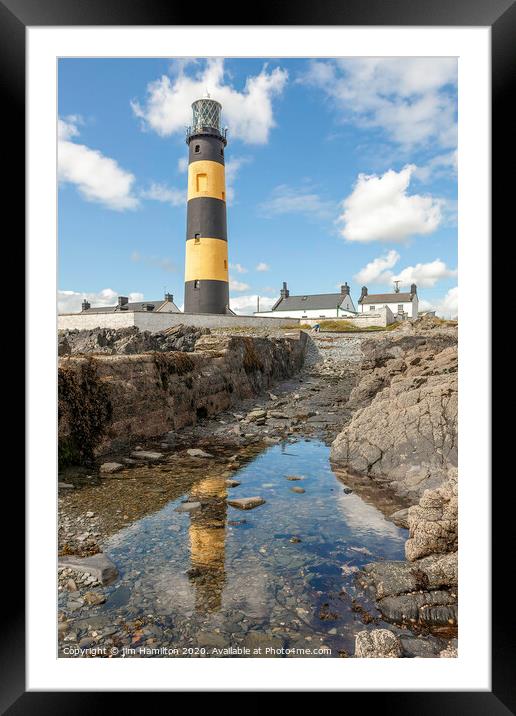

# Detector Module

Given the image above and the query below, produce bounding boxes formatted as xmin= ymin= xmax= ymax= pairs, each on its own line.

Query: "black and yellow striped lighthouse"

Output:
xmin=184 ymin=96 xmax=230 ymax=314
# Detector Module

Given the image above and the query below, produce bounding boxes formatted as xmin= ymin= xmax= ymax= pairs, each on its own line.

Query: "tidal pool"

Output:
xmin=98 ymin=440 xmax=407 ymax=656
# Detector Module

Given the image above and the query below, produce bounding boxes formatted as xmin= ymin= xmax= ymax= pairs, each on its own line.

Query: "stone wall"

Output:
xmin=58 ymin=332 xmax=307 ymax=461
xmin=58 ymin=311 xmax=299 ymax=333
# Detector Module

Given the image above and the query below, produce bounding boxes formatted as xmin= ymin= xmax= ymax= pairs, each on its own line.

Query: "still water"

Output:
xmin=101 ymin=440 xmax=406 ymax=656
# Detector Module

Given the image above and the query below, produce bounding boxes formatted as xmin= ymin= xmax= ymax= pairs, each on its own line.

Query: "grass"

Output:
xmin=315 ymin=320 xmax=402 ymax=333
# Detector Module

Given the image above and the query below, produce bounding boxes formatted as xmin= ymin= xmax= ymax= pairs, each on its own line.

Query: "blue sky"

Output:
xmin=58 ymin=57 xmax=458 ymax=316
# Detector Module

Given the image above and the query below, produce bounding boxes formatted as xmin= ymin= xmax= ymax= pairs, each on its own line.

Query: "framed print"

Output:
xmin=4 ymin=0 xmax=510 ymax=707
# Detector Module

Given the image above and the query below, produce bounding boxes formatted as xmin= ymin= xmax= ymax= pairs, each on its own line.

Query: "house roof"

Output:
xmin=272 ymin=293 xmax=356 ymax=312
xmin=359 ymin=292 xmax=414 ymax=304
xmin=80 ymin=299 xmax=181 ymax=314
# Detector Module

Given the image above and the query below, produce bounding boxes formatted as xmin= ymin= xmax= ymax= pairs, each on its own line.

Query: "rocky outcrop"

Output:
xmin=58 ymin=332 xmax=307 ymax=461
xmin=405 ymin=469 xmax=458 ymax=561
xmin=330 ymin=325 xmax=457 ymax=500
xmin=357 ymin=469 xmax=459 ymax=633
xmin=354 ymin=629 xmax=402 ymax=658
xmin=58 ymin=324 xmax=210 ymax=356
xmin=359 ymin=552 xmax=458 ymax=630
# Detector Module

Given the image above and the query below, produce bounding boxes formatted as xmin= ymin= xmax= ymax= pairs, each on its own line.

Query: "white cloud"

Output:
xmin=177 ymin=157 xmax=188 ymax=173
xmin=355 ymin=251 xmax=456 ymax=289
xmin=338 ymin=165 xmax=442 ymax=243
xmin=58 ymin=116 xmax=139 ymax=211
xmin=302 ymin=58 xmax=457 ymax=150
xmin=419 ymin=286 xmax=458 ymax=318
xmin=58 ymin=288 xmax=144 ymax=314
xmin=140 ymin=182 xmax=184 ymax=207
xmin=260 ymin=184 xmax=335 ymax=220
xmin=229 ymin=279 xmax=250 ymax=292
xmin=230 ymin=294 xmax=277 ymax=314
xmin=225 ymin=156 xmax=251 ymax=204
xmin=131 ymin=58 xmax=288 ymax=144
xmin=394 ymin=259 xmax=457 ymax=288
xmin=354 ymin=250 xmax=400 ymax=285
xmin=414 ymin=150 xmax=458 ymax=182
xmin=131 ymin=251 xmax=178 ymax=273
xmin=230 ymin=263 xmax=248 ymax=274
xmin=256 ymin=262 xmax=270 ymax=272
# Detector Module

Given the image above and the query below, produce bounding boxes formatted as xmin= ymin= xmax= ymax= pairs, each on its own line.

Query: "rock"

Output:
xmin=360 ymin=552 xmax=458 ymax=599
xmin=290 ymin=487 xmax=305 ymax=494
xmin=175 ymin=502 xmax=201 ymax=513
xmin=186 ymin=448 xmax=214 ymax=458
xmin=285 ymin=475 xmax=303 ymax=481
xmin=377 ymin=591 xmax=457 ymax=627
xmin=85 ymin=511 xmax=95 ymax=518
xmin=65 ymin=579 xmax=77 ymax=591
xmin=390 ymin=508 xmax=409 ymax=529
xmin=342 ymin=488 xmax=353 ymax=495
xmin=99 ymin=462 xmax=124 ymax=474
xmin=83 ymin=591 xmax=107 ymax=606
xmin=331 ymin=337 xmax=457 ymax=500
xmin=269 ymin=411 xmax=289 ymax=419
xmin=400 ymin=635 xmax=441 ymax=658
xmin=58 ymin=553 xmax=119 ymax=586
xmin=130 ymin=451 xmax=163 ymax=461
xmin=227 ymin=497 xmax=266 ymax=510
xmin=58 ymin=482 xmax=75 ymax=490
xmin=354 ymin=629 xmax=402 ymax=658
xmin=58 ymin=324 xmax=209 ymax=356
xmin=247 ymin=409 xmax=267 ymax=422
xmin=439 ymin=645 xmax=458 ymax=658
xmin=405 ymin=469 xmax=458 ymax=561
xmin=225 ymin=480 xmax=241 ymax=488
xmin=289 ymin=536 xmax=302 ymax=543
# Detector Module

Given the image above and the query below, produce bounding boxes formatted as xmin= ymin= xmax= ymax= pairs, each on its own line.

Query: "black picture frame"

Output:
xmin=5 ymin=0 xmax=509 ymax=708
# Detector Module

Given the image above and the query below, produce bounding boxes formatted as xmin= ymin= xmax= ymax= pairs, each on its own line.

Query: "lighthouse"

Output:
xmin=184 ymin=96 xmax=230 ymax=314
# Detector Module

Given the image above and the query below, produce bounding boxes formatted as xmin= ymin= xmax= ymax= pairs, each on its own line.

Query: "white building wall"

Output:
xmin=359 ymin=299 xmax=418 ymax=319
xmin=255 ymin=307 xmax=356 ymax=320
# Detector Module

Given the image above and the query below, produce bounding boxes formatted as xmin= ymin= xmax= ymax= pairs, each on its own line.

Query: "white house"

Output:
xmin=254 ymin=282 xmax=357 ymax=320
xmin=358 ymin=284 xmax=419 ymax=319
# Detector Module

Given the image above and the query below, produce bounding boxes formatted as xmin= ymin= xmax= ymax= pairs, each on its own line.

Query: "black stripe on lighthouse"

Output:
xmin=187 ymin=197 xmax=227 ymax=242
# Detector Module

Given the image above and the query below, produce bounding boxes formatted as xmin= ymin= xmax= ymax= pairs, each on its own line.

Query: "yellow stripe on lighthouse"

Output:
xmin=184 ymin=237 xmax=229 ymax=282
xmin=188 ymin=160 xmax=226 ymax=202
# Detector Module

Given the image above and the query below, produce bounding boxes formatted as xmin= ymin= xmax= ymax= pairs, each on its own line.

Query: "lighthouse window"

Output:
xmin=221 ymin=191 xmax=225 ymax=200
xmin=196 ymin=173 xmax=208 ymax=192
xmin=194 ymin=280 xmax=200 ymax=289
xmin=194 ymin=144 xmax=200 ymax=153
xmin=194 ymin=234 xmax=201 ymax=243
xmin=220 ymin=148 xmax=224 ymax=156
xmin=224 ymin=260 xmax=227 ymax=269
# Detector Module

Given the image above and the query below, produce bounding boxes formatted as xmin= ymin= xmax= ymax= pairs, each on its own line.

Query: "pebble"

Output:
xmin=175 ymin=502 xmax=201 ymax=513
xmin=186 ymin=448 xmax=214 ymax=458
xmin=290 ymin=487 xmax=306 ymax=494
xmin=227 ymin=497 xmax=266 ymax=510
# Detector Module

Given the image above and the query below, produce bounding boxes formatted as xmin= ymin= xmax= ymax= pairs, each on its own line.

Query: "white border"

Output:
xmin=27 ymin=26 xmax=490 ymax=691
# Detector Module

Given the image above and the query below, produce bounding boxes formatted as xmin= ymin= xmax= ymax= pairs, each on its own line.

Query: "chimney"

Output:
xmin=410 ymin=283 xmax=417 ymax=295
xmin=280 ymin=281 xmax=290 ymax=299
xmin=81 ymin=299 xmax=91 ymax=311
xmin=340 ymin=282 xmax=350 ymax=296
xmin=164 ymin=292 xmax=174 ymax=303
xmin=360 ymin=286 xmax=368 ymax=298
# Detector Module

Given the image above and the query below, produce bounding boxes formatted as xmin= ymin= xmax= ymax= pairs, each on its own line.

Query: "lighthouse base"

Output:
xmin=184 ymin=279 xmax=230 ymax=315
